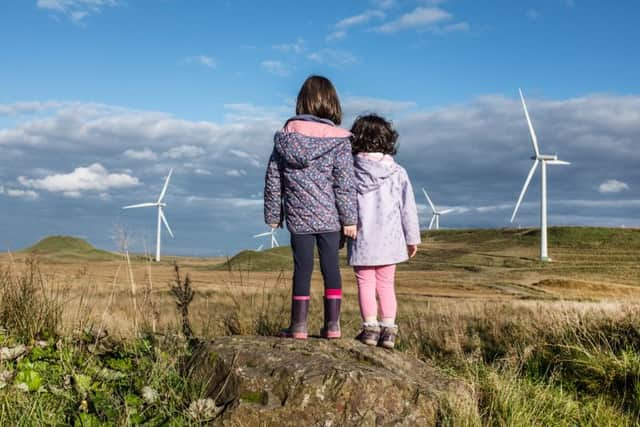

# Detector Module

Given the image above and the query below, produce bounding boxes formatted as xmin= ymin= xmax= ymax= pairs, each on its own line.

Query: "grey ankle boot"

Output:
xmin=356 ymin=323 xmax=380 ymax=346
xmin=378 ymin=324 xmax=398 ymax=349
xmin=320 ymin=297 xmax=341 ymax=339
xmin=281 ymin=298 xmax=309 ymax=339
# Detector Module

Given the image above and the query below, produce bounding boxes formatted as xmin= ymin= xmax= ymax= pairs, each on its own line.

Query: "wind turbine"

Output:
xmin=254 ymin=228 xmax=279 ymax=249
xmin=123 ymin=169 xmax=174 ymax=262
xmin=422 ymin=188 xmax=454 ymax=230
xmin=510 ymin=89 xmax=570 ymax=262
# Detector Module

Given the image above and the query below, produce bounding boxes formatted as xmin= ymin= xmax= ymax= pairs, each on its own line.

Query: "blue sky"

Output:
xmin=1 ymin=0 xmax=639 ymax=256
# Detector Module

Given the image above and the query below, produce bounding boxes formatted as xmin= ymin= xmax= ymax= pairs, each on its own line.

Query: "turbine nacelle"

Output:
xmin=534 ymin=154 xmax=558 ymax=161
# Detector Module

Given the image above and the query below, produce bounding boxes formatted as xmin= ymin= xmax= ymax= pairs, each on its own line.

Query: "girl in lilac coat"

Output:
xmin=347 ymin=114 xmax=421 ymax=349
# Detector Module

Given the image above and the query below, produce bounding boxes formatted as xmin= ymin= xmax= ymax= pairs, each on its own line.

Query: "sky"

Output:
xmin=1 ymin=0 xmax=639 ymax=256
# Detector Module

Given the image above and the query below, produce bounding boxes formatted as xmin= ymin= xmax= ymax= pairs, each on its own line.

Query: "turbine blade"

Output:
xmin=519 ymin=89 xmax=541 ymax=156
xmin=547 ymin=160 xmax=570 ymax=165
xmin=122 ymin=202 xmax=157 ymax=209
xmin=157 ymin=168 xmax=173 ymax=203
xmin=422 ymin=188 xmax=437 ymax=213
xmin=160 ymin=209 xmax=174 ymax=238
xmin=253 ymin=232 xmax=272 ymax=238
xmin=439 ymin=209 xmax=455 ymax=215
xmin=428 ymin=215 xmax=435 ymax=230
xmin=511 ymin=159 xmax=539 ymax=222
xmin=272 ymin=235 xmax=279 ymax=247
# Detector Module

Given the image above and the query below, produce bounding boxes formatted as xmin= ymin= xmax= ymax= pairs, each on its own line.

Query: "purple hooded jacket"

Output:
xmin=264 ymin=115 xmax=358 ymax=234
xmin=348 ymin=153 xmax=421 ymax=266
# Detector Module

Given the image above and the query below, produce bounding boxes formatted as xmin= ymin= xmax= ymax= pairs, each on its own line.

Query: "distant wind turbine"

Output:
xmin=510 ymin=89 xmax=570 ymax=262
xmin=422 ymin=188 xmax=453 ymax=230
xmin=123 ymin=169 xmax=174 ymax=262
xmin=254 ymin=228 xmax=279 ymax=249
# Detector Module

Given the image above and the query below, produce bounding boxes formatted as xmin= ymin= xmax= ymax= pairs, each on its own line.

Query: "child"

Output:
xmin=263 ymin=75 xmax=357 ymax=340
xmin=347 ymin=114 xmax=421 ymax=349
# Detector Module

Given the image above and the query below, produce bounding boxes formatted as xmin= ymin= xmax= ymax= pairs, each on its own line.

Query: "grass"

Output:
xmin=2 ymin=228 xmax=640 ymax=425
xmin=25 ymin=236 xmax=119 ymax=263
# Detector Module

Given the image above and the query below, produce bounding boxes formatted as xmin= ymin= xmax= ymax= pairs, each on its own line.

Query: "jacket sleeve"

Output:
xmin=264 ymin=148 xmax=284 ymax=225
xmin=400 ymin=170 xmax=421 ymax=245
xmin=332 ymin=140 xmax=358 ymax=226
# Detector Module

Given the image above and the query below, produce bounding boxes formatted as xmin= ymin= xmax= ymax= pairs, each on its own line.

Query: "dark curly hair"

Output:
xmin=350 ymin=114 xmax=398 ymax=155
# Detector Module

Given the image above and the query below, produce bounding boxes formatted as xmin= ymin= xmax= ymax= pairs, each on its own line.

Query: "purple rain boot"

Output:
xmin=320 ymin=293 xmax=342 ymax=339
xmin=281 ymin=297 xmax=309 ymax=340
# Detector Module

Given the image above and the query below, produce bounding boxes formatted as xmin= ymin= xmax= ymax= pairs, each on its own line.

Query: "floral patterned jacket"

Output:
xmin=264 ymin=115 xmax=357 ymax=234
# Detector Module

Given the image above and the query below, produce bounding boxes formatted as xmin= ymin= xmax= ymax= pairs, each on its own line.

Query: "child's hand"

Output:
xmin=343 ymin=225 xmax=357 ymax=239
xmin=407 ymin=245 xmax=418 ymax=258
xmin=269 ymin=223 xmax=279 ymax=229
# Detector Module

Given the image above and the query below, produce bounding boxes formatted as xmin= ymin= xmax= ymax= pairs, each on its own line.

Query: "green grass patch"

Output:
xmin=24 ymin=236 xmax=119 ymax=263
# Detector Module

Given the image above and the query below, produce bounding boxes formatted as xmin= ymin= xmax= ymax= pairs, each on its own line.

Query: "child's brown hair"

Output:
xmin=350 ymin=114 xmax=398 ymax=155
xmin=296 ymin=75 xmax=342 ymax=125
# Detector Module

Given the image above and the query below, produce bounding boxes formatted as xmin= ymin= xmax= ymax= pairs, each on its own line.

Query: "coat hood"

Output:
xmin=274 ymin=115 xmax=351 ymax=169
xmin=353 ymin=154 xmax=400 ymax=194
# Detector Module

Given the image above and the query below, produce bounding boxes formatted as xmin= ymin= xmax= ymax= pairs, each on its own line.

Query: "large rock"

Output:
xmin=184 ymin=336 xmax=472 ymax=426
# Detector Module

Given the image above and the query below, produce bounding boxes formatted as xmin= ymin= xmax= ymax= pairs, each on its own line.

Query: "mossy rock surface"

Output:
xmin=184 ymin=336 xmax=472 ymax=426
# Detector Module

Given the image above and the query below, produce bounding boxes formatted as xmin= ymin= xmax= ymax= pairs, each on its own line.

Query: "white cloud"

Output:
xmin=371 ymin=0 xmax=395 ymax=9
xmin=225 ymin=169 xmax=247 ymax=177
xmin=0 ymin=101 xmax=62 ymax=116
xmin=7 ymin=189 xmax=39 ymax=200
xmin=261 ymin=60 xmax=291 ymax=77
xmin=123 ymin=148 xmax=158 ymax=161
xmin=18 ymin=163 xmax=139 ymax=195
xmin=598 ymin=179 xmax=630 ymax=194
xmin=272 ymin=38 xmax=306 ymax=54
xmin=326 ymin=30 xmax=347 ymax=41
xmin=0 ymin=186 xmax=39 ymax=200
xmin=328 ymin=10 xmax=385 ymax=41
xmin=36 ymin=0 xmax=118 ymax=23
xmin=527 ymin=9 xmax=541 ymax=20
xmin=184 ymin=55 xmax=217 ymax=69
xmin=229 ymin=149 xmax=262 ymax=168
xmin=335 ymin=10 xmax=385 ymax=29
xmin=307 ymin=49 xmax=357 ymax=66
xmin=162 ymin=145 xmax=205 ymax=159
xmin=375 ymin=7 xmax=451 ymax=33
xmin=343 ymin=96 xmax=416 ymax=119
xmin=442 ymin=22 xmax=469 ymax=32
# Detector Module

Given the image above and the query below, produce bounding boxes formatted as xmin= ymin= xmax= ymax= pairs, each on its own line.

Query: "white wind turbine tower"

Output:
xmin=123 ymin=169 xmax=174 ymax=262
xmin=510 ymin=89 xmax=570 ymax=262
xmin=422 ymin=188 xmax=454 ymax=230
xmin=254 ymin=228 xmax=279 ymax=249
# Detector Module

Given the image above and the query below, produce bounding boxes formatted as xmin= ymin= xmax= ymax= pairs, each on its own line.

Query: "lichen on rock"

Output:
xmin=184 ymin=336 xmax=472 ymax=426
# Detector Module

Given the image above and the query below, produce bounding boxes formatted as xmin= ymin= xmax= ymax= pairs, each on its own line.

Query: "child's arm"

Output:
xmin=264 ymin=148 xmax=283 ymax=226
xmin=400 ymin=170 xmax=421 ymax=247
xmin=332 ymin=140 xmax=358 ymax=229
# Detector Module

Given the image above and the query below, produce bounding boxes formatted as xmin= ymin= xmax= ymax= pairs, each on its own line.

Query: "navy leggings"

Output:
xmin=291 ymin=232 xmax=342 ymax=298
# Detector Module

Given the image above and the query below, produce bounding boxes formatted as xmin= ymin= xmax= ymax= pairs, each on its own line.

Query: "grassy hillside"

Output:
xmin=214 ymin=227 xmax=640 ymax=285
xmin=209 ymin=246 xmax=294 ymax=271
xmin=24 ymin=236 xmax=119 ymax=263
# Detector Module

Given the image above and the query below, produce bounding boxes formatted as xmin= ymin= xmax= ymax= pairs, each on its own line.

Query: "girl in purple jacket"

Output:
xmin=264 ymin=76 xmax=358 ymax=340
xmin=347 ymin=114 xmax=421 ymax=349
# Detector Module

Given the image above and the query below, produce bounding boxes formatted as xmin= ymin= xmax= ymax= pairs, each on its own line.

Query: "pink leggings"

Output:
xmin=354 ymin=265 xmax=397 ymax=321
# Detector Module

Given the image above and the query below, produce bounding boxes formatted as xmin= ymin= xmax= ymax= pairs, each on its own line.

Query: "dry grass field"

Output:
xmin=1 ymin=227 xmax=639 ymax=425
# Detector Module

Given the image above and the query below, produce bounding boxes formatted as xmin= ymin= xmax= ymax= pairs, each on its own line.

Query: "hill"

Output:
xmin=24 ymin=236 xmax=119 ymax=262
xmin=214 ymin=227 xmax=640 ymax=285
